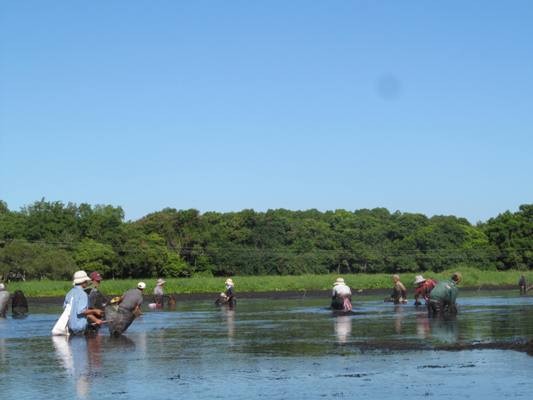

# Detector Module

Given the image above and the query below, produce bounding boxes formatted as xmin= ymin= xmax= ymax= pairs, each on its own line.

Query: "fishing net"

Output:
xmin=105 ymin=304 xmax=135 ymax=336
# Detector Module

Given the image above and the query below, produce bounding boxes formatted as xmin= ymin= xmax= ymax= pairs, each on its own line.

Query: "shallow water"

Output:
xmin=1 ymin=291 xmax=532 ymax=399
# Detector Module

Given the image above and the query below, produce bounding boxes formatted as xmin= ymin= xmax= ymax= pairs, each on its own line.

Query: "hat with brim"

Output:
xmin=137 ymin=282 xmax=146 ymax=290
xmin=156 ymin=278 xmax=166 ymax=286
xmin=333 ymin=277 xmax=345 ymax=286
xmin=225 ymin=279 xmax=234 ymax=286
xmin=414 ymin=275 xmax=426 ymax=285
xmin=73 ymin=270 xmax=91 ymax=285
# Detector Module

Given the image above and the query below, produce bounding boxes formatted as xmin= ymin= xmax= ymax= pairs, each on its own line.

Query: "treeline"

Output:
xmin=0 ymin=199 xmax=531 ymax=280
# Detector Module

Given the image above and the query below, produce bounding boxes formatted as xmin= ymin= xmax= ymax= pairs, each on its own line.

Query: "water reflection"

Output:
xmin=333 ymin=315 xmax=352 ymax=344
xmin=393 ymin=305 xmax=405 ymax=334
xmin=223 ymin=308 xmax=235 ymax=343
xmin=430 ymin=317 xmax=459 ymax=343
xmin=415 ymin=312 xmax=430 ymax=339
xmin=52 ymin=336 xmax=90 ymax=398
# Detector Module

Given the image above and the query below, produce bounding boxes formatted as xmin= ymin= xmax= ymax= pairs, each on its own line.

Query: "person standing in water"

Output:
xmin=216 ymin=279 xmax=236 ymax=308
xmin=389 ymin=274 xmax=407 ymax=304
xmin=518 ymin=275 xmax=527 ymax=295
xmin=12 ymin=290 xmax=29 ymax=317
xmin=153 ymin=278 xmax=166 ymax=309
xmin=87 ymin=272 xmax=107 ymax=311
xmin=64 ymin=271 xmax=104 ymax=335
xmin=331 ymin=277 xmax=352 ymax=311
xmin=427 ymin=272 xmax=462 ymax=317
xmin=413 ymin=275 xmax=437 ymax=306
xmin=0 ymin=283 xmax=9 ymax=318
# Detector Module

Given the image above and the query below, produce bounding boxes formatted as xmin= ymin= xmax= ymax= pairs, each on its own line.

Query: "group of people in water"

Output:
xmin=331 ymin=272 xmax=463 ymax=318
xmin=54 ymin=270 xmax=237 ymax=336
xmin=0 ymin=270 xmax=530 ymax=337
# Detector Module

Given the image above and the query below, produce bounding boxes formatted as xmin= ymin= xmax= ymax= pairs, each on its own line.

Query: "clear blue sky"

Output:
xmin=1 ymin=1 xmax=532 ymax=223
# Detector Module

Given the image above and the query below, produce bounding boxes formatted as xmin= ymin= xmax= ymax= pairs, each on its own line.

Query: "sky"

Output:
xmin=1 ymin=1 xmax=532 ymax=223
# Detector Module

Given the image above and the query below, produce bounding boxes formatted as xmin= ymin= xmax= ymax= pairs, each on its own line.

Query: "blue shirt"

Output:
xmin=64 ymin=285 xmax=89 ymax=334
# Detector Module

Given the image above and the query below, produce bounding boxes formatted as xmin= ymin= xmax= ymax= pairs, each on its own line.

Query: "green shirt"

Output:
xmin=429 ymin=279 xmax=458 ymax=304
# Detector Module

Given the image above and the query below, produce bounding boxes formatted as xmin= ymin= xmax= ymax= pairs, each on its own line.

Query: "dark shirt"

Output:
xmin=120 ymin=288 xmax=143 ymax=312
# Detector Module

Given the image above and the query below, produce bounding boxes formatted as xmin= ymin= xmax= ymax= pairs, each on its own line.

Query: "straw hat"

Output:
xmin=333 ymin=277 xmax=345 ymax=286
xmin=414 ymin=275 xmax=426 ymax=285
xmin=156 ymin=278 xmax=166 ymax=286
xmin=72 ymin=270 xmax=91 ymax=285
xmin=225 ymin=278 xmax=234 ymax=286
xmin=452 ymin=272 xmax=462 ymax=283
xmin=137 ymin=282 xmax=146 ymax=290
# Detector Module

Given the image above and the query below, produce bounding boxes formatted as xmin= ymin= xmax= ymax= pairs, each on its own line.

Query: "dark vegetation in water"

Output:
xmin=0 ymin=199 xmax=531 ymax=280
xmin=346 ymin=339 xmax=533 ymax=356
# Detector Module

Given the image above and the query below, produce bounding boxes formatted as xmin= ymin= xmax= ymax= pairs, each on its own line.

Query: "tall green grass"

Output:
xmin=4 ymin=268 xmax=531 ymax=297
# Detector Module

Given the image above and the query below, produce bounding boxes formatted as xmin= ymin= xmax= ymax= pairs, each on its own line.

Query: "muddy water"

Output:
xmin=1 ymin=291 xmax=532 ymax=399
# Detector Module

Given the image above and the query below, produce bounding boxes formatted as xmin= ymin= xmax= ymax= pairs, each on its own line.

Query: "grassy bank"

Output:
xmin=3 ymin=268 xmax=531 ymax=297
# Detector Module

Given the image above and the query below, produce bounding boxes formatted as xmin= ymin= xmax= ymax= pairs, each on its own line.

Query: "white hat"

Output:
xmin=156 ymin=278 xmax=166 ymax=286
xmin=414 ymin=275 xmax=426 ymax=285
xmin=137 ymin=282 xmax=146 ymax=290
xmin=72 ymin=270 xmax=91 ymax=285
xmin=0 ymin=283 xmax=5 ymax=291
xmin=333 ymin=277 xmax=345 ymax=286
xmin=225 ymin=278 xmax=234 ymax=286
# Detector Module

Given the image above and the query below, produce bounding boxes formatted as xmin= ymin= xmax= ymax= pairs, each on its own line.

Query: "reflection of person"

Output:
xmin=413 ymin=275 xmax=437 ymax=305
xmin=427 ymin=272 xmax=462 ymax=317
xmin=64 ymin=271 xmax=104 ymax=335
xmin=12 ymin=290 xmax=29 ymax=317
xmin=519 ymin=275 xmax=527 ymax=295
xmin=331 ymin=277 xmax=352 ymax=311
xmin=0 ymin=283 xmax=10 ymax=318
xmin=334 ymin=315 xmax=352 ymax=344
xmin=153 ymin=278 xmax=166 ymax=308
xmin=388 ymin=274 xmax=407 ymax=304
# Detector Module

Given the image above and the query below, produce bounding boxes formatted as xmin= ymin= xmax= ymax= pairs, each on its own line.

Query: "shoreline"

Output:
xmin=26 ymin=285 xmax=523 ymax=303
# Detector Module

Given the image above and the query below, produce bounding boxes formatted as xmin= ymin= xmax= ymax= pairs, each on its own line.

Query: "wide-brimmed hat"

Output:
xmin=452 ymin=272 xmax=462 ymax=283
xmin=414 ymin=275 xmax=426 ymax=285
xmin=156 ymin=278 xmax=166 ymax=286
xmin=225 ymin=278 xmax=234 ymax=286
xmin=73 ymin=270 xmax=91 ymax=285
xmin=90 ymin=271 xmax=103 ymax=282
xmin=137 ymin=282 xmax=146 ymax=290
xmin=333 ymin=277 xmax=345 ymax=286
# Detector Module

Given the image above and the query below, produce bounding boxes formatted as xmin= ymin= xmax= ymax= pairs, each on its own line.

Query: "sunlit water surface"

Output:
xmin=1 ymin=291 xmax=532 ymax=399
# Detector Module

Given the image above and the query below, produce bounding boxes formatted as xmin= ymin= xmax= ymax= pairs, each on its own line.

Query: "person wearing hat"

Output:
xmin=118 ymin=282 xmax=146 ymax=317
xmin=63 ymin=271 xmax=104 ymax=334
xmin=388 ymin=274 xmax=407 ymax=304
xmin=331 ymin=277 xmax=352 ymax=311
xmin=0 ymin=283 xmax=9 ymax=318
xmin=413 ymin=275 xmax=437 ymax=306
xmin=153 ymin=278 xmax=166 ymax=309
xmin=427 ymin=272 xmax=462 ymax=317
xmin=216 ymin=278 xmax=236 ymax=308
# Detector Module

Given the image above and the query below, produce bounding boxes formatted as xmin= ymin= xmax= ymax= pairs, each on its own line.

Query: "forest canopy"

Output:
xmin=0 ymin=199 xmax=531 ymax=280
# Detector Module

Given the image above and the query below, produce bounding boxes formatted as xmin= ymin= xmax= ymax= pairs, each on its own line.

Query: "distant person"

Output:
xmin=167 ymin=294 xmax=177 ymax=309
xmin=413 ymin=275 xmax=437 ymax=306
xmin=64 ymin=271 xmax=104 ymax=335
xmin=427 ymin=272 xmax=462 ymax=317
xmin=0 ymin=283 xmax=9 ymax=318
xmin=331 ymin=277 xmax=352 ymax=312
xmin=12 ymin=290 xmax=29 ymax=318
xmin=519 ymin=275 xmax=527 ymax=295
xmin=153 ymin=278 xmax=166 ymax=309
xmin=388 ymin=274 xmax=407 ymax=304
xmin=216 ymin=279 xmax=236 ymax=309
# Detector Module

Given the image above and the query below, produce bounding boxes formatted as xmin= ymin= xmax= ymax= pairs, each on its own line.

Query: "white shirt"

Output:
xmin=332 ymin=284 xmax=351 ymax=297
